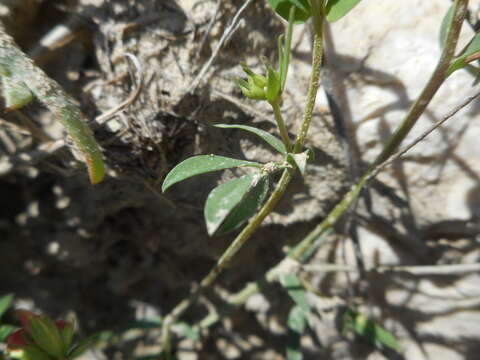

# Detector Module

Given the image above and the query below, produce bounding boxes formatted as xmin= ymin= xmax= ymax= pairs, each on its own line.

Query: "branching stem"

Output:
xmin=160 ymin=2 xmax=327 ymax=353
xmin=195 ymin=0 xmax=470 ymax=332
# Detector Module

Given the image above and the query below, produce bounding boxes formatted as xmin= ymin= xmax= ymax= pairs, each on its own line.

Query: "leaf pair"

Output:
xmin=162 ymin=152 xmax=268 ymax=236
xmin=268 ymin=0 xmax=363 ymax=23
xmin=162 ymin=124 xmax=314 ymax=236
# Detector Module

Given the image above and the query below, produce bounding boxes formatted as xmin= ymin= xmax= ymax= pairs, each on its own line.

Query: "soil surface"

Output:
xmin=1 ymin=1 xmax=480 ymax=359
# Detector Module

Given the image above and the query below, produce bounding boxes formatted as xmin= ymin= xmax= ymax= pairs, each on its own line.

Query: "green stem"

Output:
xmin=160 ymin=3 xmax=327 ymax=352
xmin=293 ymin=0 xmax=324 ymax=153
xmin=270 ymin=99 xmax=292 ymax=152
xmin=371 ymin=0 xmax=467 ymax=168
xmin=195 ymin=0 xmax=469 ymax=331
xmin=280 ymin=6 xmax=296 ymax=91
xmin=293 ymin=0 xmax=468 ymax=261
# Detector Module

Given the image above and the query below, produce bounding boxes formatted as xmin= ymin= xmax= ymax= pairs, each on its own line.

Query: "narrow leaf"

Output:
xmin=20 ymin=345 xmax=52 ymax=360
xmin=343 ymin=309 xmax=401 ymax=352
xmin=447 ymin=33 xmax=480 ymax=76
xmin=280 ymin=274 xmax=310 ymax=315
xmin=0 ymin=325 xmax=15 ymax=342
xmin=286 ymin=305 xmax=307 ymax=360
xmin=215 ymin=124 xmax=287 ymax=154
xmin=204 ymin=174 xmax=269 ymax=236
xmin=439 ymin=5 xmax=454 ymax=48
xmin=162 ymin=155 xmax=262 ymax=192
xmin=326 ymin=0 xmax=362 ymax=22
xmin=59 ymin=105 xmax=105 ymax=185
xmin=267 ymin=0 xmax=312 ymax=23
xmin=0 ymin=294 xmax=13 ymax=319
xmin=60 ymin=321 xmax=75 ymax=354
xmin=67 ymin=336 xmax=94 ymax=359
xmin=28 ymin=316 xmax=64 ymax=358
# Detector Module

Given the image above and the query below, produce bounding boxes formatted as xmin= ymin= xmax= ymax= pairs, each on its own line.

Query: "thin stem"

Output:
xmin=160 ymin=3 xmax=327 ymax=352
xmin=293 ymin=0 xmax=324 ymax=153
xmin=160 ymin=168 xmax=295 ymax=350
xmin=194 ymin=0 xmax=470 ymax=331
xmin=371 ymin=0 xmax=468 ymax=168
xmin=270 ymin=99 xmax=292 ymax=151
xmin=280 ymin=6 xmax=296 ymax=91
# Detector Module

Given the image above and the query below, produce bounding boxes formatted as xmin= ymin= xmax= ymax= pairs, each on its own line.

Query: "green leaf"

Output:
xmin=447 ymin=33 xmax=480 ymax=76
xmin=0 ymin=325 xmax=15 ymax=342
xmin=173 ymin=322 xmax=200 ymax=341
xmin=268 ymin=0 xmax=312 ymax=23
xmin=439 ymin=5 xmax=454 ymax=48
xmin=28 ymin=316 xmax=64 ymax=358
xmin=20 ymin=345 xmax=52 ymax=360
xmin=204 ymin=174 xmax=269 ymax=236
xmin=325 ymin=0 xmax=362 ymax=22
xmin=280 ymin=274 xmax=310 ymax=315
xmin=0 ymin=294 xmax=13 ymax=319
xmin=60 ymin=321 xmax=75 ymax=355
xmin=67 ymin=336 xmax=94 ymax=359
xmin=215 ymin=124 xmax=287 ymax=154
xmin=343 ymin=308 xmax=401 ymax=352
xmin=286 ymin=305 xmax=307 ymax=360
xmin=162 ymin=155 xmax=262 ymax=192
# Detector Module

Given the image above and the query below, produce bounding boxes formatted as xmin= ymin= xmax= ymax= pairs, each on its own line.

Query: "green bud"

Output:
xmin=241 ymin=64 xmax=267 ymax=88
xmin=266 ymin=64 xmax=281 ymax=102
xmin=236 ymin=77 xmax=267 ymax=100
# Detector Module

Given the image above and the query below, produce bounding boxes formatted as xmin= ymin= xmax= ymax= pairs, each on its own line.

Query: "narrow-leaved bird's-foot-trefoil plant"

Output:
xmin=157 ymin=0 xmax=479 ymax=357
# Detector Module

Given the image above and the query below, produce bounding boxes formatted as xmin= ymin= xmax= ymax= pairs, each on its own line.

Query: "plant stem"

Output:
xmin=293 ymin=0 xmax=324 ymax=153
xmin=280 ymin=6 xmax=296 ymax=91
xmin=294 ymin=0 xmax=468 ymax=259
xmin=270 ymin=99 xmax=292 ymax=151
xmin=195 ymin=0 xmax=470 ymax=331
xmin=371 ymin=0 xmax=467 ymax=168
xmin=0 ymin=22 xmax=105 ymax=184
xmin=160 ymin=3 xmax=327 ymax=352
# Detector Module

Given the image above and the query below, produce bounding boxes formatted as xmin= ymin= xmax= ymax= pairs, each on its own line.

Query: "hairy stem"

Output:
xmin=160 ymin=3 xmax=326 ymax=352
xmin=293 ymin=0 xmax=324 ymax=153
xmin=196 ymin=0 xmax=469 ymax=330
